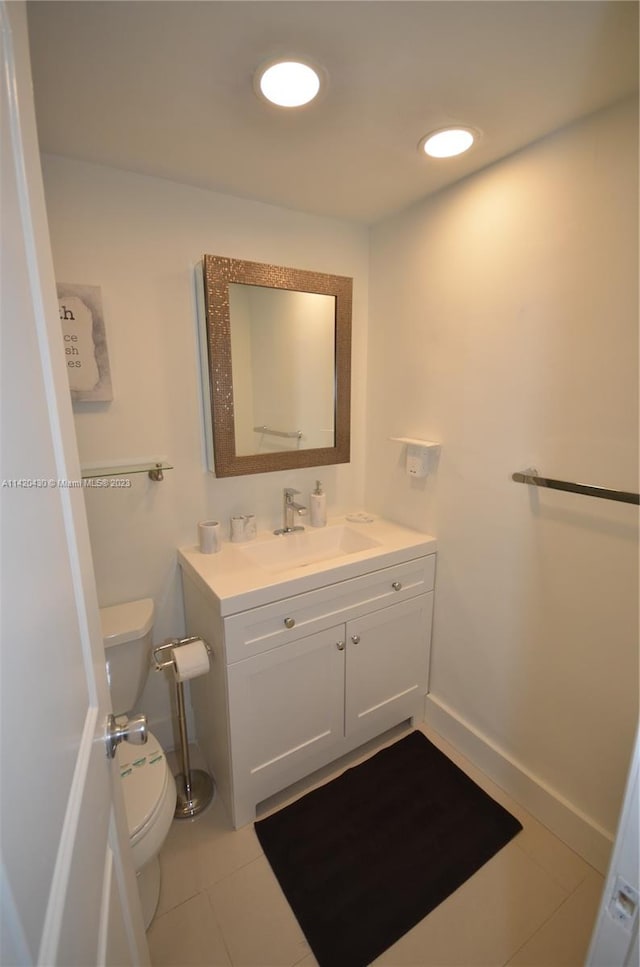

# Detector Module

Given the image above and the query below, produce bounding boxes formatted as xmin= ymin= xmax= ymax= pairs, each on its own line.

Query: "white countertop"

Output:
xmin=178 ymin=515 xmax=437 ymax=615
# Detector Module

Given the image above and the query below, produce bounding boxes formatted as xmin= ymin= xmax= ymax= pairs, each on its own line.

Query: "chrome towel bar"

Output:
xmin=253 ymin=425 xmax=303 ymax=440
xmin=512 ymin=468 xmax=639 ymax=505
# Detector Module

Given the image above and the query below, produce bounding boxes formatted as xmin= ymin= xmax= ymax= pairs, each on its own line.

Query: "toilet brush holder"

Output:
xmin=152 ymin=636 xmax=215 ymax=819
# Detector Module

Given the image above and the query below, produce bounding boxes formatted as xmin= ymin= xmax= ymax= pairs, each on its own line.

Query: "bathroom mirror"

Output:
xmin=201 ymin=254 xmax=352 ymax=477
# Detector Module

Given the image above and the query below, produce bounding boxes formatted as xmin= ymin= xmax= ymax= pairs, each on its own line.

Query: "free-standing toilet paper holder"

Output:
xmin=152 ymin=636 xmax=215 ymax=819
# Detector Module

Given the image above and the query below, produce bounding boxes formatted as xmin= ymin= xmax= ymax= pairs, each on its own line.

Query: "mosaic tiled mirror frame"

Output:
xmin=202 ymin=254 xmax=352 ymax=478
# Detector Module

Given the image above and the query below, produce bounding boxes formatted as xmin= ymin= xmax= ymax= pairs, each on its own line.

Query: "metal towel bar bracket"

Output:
xmin=512 ymin=468 xmax=639 ymax=505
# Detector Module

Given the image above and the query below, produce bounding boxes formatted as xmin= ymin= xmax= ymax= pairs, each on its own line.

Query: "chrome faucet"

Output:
xmin=274 ymin=488 xmax=307 ymax=535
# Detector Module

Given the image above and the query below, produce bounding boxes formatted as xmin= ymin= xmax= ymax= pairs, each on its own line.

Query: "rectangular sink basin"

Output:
xmin=237 ymin=524 xmax=382 ymax=574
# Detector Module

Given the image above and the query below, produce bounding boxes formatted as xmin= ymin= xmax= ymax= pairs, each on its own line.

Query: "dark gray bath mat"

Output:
xmin=255 ymin=729 xmax=522 ymax=967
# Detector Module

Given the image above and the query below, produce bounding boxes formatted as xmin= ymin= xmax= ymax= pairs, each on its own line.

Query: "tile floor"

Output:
xmin=148 ymin=723 xmax=604 ymax=967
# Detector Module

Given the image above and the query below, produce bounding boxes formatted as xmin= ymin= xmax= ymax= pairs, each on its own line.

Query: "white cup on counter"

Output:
xmin=244 ymin=514 xmax=257 ymax=540
xmin=230 ymin=516 xmax=247 ymax=543
xmin=230 ymin=514 xmax=257 ymax=543
xmin=198 ymin=520 xmax=221 ymax=554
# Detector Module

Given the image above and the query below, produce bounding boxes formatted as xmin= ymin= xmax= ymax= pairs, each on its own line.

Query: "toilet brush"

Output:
xmin=152 ymin=636 xmax=215 ymax=819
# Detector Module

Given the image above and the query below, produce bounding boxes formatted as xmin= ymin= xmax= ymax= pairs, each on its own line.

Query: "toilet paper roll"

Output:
xmin=172 ymin=639 xmax=210 ymax=682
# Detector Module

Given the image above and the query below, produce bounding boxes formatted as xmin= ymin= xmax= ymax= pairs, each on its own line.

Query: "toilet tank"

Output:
xmin=100 ymin=598 xmax=154 ymax=716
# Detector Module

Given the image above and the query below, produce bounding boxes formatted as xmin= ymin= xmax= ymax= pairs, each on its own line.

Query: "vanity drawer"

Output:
xmin=223 ymin=554 xmax=435 ymax=663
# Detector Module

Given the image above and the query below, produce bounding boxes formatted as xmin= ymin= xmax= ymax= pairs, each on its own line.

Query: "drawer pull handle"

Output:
xmin=336 ymin=640 xmax=345 ymax=651
xmin=284 ymin=617 xmax=296 ymax=629
xmin=351 ymin=634 xmax=361 ymax=645
xmin=392 ymin=581 xmax=402 ymax=591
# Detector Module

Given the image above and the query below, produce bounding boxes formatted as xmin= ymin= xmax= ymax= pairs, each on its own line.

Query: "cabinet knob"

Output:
xmin=392 ymin=581 xmax=402 ymax=591
xmin=336 ymin=640 xmax=345 ymax=651
xmin=284 ymin=617 xmax=296 ymax=629
xmin=351 ymin=634 xmax=361 ymax=644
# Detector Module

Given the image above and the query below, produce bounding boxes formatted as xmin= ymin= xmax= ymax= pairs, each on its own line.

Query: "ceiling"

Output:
xmin=27 ymin=1 xmax=638 ymax=224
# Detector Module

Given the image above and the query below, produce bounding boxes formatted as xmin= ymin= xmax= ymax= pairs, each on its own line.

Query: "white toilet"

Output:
xmin=100 ymin=597 xmax=177 ymax=930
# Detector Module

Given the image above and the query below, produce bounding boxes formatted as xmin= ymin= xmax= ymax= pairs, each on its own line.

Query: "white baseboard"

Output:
xmin=424 ymin=693 xmax=613 ymax=873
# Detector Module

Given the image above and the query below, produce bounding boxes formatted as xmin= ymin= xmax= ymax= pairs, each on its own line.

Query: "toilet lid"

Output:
xmin=101 ymin=598 xmax=154 ymax=649
xmin=117 ymin=731 xmax=168 ymax=838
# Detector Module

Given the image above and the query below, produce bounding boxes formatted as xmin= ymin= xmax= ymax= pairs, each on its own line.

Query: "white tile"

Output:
xmin=156 ymin=819 xmax=200 ymax=917
xmin=207 ymin=855 xmax=311 ymax=967
xmin=156 ymin=781 xmax=263 ymax=914
xmin=507 ymin=870 xmax=604 ymax=966
xmin=147 ymin=892 xmax=231 ymax=967
xmin=513 ymin=816 xmax=593 ymax=895
xmin=372 ymin=840 xmax=567 ymax=967
xmin=189 ymin=795 xmax=264 ymax=890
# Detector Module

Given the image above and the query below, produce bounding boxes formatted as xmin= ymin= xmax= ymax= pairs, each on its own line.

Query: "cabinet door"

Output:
xmin=227 ymin=625 xmax=346 ymax=815
xmin=345 ymin=594 xmax=432 ymax=734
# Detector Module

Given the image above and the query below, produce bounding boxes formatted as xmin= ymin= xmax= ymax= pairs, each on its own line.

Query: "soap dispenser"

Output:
xmin=310 ymin=480 xmax=327 ymax=528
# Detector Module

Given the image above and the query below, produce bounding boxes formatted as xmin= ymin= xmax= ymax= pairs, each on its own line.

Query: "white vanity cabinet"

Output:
xmin=225 ymin=593 xmax=432 ymax=826
xmin=182 ymin=548 xmax=436 ymax=828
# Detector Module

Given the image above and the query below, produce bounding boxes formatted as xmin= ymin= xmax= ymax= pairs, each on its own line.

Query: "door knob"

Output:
xmin=105 ymin=712 xmax=148 ymax=759
xmin=351 ymin=634 xmax=361 ymax=644
xmin=336 ymin=640 xmax=345 ymax=651
xmin=284 ymin=617 xmax=296 ymax=629
xmin=392 ymin=581 xmax=402 ymax=591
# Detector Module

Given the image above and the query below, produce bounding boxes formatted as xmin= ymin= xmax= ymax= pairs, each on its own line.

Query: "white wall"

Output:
xmin=42 ymin=156 xmax=369 ymax=743
xmin=366 ymin=97 xmax=639 ymax=860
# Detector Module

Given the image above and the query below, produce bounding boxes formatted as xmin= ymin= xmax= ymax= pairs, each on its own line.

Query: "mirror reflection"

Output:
xmin=229 ymin=284 xmax=336 ymax=455
xmin=202 ymin=255 xmax=352 ymax=478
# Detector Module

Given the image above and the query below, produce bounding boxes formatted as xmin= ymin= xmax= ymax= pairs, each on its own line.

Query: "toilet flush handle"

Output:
xmin=105 ymin=712 xmax=148 ymax=759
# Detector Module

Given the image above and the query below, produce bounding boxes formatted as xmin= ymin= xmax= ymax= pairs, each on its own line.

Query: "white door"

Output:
xmin=586 ymin=727 xmax=639 ymax=967
xmin=0 ymin=4 xmax=149 ymax=964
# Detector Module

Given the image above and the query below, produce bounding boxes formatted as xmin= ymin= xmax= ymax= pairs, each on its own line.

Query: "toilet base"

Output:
xmin=137 ymin=855 xmax=161 ymax=930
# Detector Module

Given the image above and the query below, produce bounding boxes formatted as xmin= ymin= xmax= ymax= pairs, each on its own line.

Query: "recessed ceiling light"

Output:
xmin=420 ymin=127 xmax=477 ymax=159
xmin=256 ymin=60 xmax=321 ymax=108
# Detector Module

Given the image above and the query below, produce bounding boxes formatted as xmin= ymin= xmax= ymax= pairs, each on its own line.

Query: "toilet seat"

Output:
xmin=117 ymin=731 xmax=176 ymax=872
